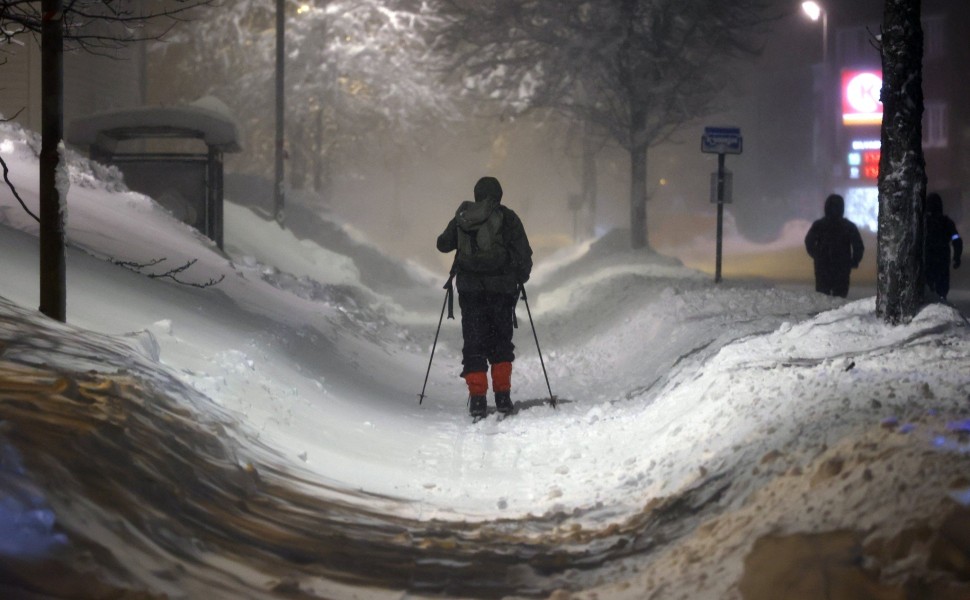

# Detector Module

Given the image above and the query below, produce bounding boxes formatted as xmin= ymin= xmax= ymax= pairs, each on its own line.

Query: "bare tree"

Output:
xmin=876 ymin=0 xmax=926 ymax=324
xmin=169 ymin=0 xmax=457 ymax=202
xmin=434 ymin=0 xmax=771 ymax=249
xmin=0 ymin=0 xmax=215 ymax=322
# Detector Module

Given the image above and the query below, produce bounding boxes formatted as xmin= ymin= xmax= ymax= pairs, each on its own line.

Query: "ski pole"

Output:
xmin=418 ymin=273 xmax=455 ymax=405
xmin=520 ymin=283 xmax=556 ymax=408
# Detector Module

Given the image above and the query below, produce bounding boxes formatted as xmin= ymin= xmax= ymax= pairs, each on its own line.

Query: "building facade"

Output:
xmin=828 ymin=0 xmax=970 ymax=230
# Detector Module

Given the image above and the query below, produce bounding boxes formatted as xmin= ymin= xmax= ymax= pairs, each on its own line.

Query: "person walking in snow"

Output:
xmin=924 ymin=192 xmax=963 ymax=302
xmin=804 ymin=193 xmax=865 ymax=298
xmin=436 ymin=176 xmax=533 ymax=420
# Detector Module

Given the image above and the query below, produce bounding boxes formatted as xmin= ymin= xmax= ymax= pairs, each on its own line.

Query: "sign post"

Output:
xmin=701 ymin=127 xmax=743 ymax=284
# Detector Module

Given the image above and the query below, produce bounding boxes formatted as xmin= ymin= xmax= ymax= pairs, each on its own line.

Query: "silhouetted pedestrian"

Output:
xmin=804 ymin=193 xmax=865 ymax=298
xmin=924 ymin=192 xmax=962 ymax=302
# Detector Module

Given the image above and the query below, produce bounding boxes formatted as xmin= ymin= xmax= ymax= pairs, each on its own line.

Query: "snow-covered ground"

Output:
xmin=2 ymin=122 xmax=970 ymax=599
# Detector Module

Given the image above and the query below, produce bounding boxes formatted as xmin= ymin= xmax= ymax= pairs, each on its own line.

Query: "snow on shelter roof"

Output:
xmin=66 ymin=96 xmax=241 ymax=153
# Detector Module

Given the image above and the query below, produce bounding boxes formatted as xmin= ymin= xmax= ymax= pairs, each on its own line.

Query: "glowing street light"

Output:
xmin=801 ymin=1 xmax=822 ymax=21
xmin=801 ymin=1 xmax=828 ymax=64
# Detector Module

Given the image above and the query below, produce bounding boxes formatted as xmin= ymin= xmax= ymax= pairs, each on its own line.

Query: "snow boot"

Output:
xmin=465 ymin=371 xmax=489 ymax=419
xmin=469 ymin=395 xmax=487 ymax=419
xmin=495 ymin=391 xmax=514 ymax=416
xmin=491 ymin=362 xmax=513 ymax=415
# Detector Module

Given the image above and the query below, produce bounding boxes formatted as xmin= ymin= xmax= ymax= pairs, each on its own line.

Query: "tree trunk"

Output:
xmin=39 ymin=0 xmax=65 ymax=322
xmin=581 ymin=122 xmax=597 ymax=239
xmin=629 ymin=144 xmax=648 ymax=249
xmin=876 ymin=0 xmax=926 ymax=324
xmin=620 ymin=0 xmax=648 ymax=250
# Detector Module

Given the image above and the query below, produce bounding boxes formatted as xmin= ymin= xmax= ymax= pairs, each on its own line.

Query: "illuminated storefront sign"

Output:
xmin=848 ymin=140 xmax=881 ymax=180
xmin=861 ymin=150 xmax=880 ymax=178
xmin=842 ymin=70 xmax=883 ymax=126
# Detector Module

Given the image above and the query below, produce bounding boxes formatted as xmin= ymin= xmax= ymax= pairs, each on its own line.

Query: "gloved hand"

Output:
xmin=954 ymin=258 xmax=961 ymax=270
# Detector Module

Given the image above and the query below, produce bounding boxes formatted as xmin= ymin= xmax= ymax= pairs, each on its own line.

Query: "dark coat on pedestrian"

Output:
xmin=436 ymin=177 xmax=533 ymax=376
xmin=924 ymin=192 xmax=963 ymax=300
xmin=804 ymin=194 xmax=865 ymax=298
xmin=436 ymin=195 xmax=532 ymax=296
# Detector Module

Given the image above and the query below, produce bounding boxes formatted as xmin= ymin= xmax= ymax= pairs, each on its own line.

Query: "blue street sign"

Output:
xmin=701 ymin=126 xmax=743 ymax=154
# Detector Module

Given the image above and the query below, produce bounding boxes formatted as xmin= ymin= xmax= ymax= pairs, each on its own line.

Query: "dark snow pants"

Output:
xmin=814 ymin=262 xmax=851 ymax=298
xmin=925 ymin=258 xmax=951 ymax=300
xmin=458 ymin=290 xmax=517 ymax=375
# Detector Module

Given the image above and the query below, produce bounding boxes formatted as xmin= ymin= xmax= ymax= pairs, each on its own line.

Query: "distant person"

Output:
xmin=924 ymin=192 xmax=962 ymax=302
xmin=804 ymin=193 xmax=865 ymax=298
xmin=436 ymin=176 xmax=533 ymax=420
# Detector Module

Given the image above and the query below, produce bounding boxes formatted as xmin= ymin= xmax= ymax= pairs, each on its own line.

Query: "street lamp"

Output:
xmin=274 ymin=0 xmax=285 ymax=223
xmin=801 ymin=1 xmax=828 ymax=64
xmin=801 ymin=2 xmax=831 ymax=189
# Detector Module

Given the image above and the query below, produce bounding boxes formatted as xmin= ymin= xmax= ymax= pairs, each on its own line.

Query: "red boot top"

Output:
xmin=491 ymin=361 xmax=512 ymax=393
xmin=464 ymin=371 xmax=489 ymax=397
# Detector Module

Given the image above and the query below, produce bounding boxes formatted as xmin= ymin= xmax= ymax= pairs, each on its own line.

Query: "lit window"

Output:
xmin=923 ymin=102 xmax=948 ymax=149
xmin=844 ymin=187 xmax=879 ymax=232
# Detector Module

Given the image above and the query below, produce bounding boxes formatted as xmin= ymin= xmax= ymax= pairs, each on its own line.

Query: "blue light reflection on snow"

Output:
xmin=946 ymin=419 xmax=970 ymax=433
xmin=950 ymin=488 xmax=970 ymax=507
xmin=0 ymin=432 xmax=67 ymax=559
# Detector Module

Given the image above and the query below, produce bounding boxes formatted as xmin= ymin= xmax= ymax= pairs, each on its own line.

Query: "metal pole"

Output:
xmin=274 ymin=0 xmax=285 ymax=223
xmin=313 ymin=107 xmax=323 ymax=193
xmin=821 ymin=10 xmax=828 ymax=66
xmin=520 ymin=284 xmax=556 ymax=408
xmin=715 ymin=152 xmax=725 ymax=284
xmin=418 ymin=275 xmax=455 ymax=404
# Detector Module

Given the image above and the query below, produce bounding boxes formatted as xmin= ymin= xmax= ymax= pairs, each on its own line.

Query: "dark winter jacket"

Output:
xmin=804 ymin=194 xmax=865 ymax=271
xmin=924 ymin=193 xmax=963 ymax=268
xmin=437 ymin=202 xmax=533 ymax=296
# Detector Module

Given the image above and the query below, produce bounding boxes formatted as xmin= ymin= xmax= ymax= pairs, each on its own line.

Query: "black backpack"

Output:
xmin=455 ymin=198 xmax=508 ymax=273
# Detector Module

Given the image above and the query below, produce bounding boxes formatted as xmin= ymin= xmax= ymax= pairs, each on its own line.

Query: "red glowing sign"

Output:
xmin=862 ymin=150 xmax=880 ymax=179
xmin=842 ymin=70 xmax=883 ymax=126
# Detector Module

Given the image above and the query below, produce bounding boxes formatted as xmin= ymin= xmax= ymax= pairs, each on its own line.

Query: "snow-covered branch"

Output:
xmin=169 ymin=0 xmax=459 ymax=181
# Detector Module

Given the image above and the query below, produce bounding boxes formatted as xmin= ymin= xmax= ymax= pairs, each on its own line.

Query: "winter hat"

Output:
xmin=824 ymin=193 xmax=844 ymax=218
xmin=474 ymin=176 xmax=503 ymax=203
xmin=926 ymin=192 xmax=943 ymax=215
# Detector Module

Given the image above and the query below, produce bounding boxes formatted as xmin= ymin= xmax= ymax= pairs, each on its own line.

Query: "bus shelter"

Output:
xmin=67 ymin=97 xmax=240 ymax=249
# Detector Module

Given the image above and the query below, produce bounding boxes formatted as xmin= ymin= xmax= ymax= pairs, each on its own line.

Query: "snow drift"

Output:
xmin=1 ymin=121 xmax=970 ymax=598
